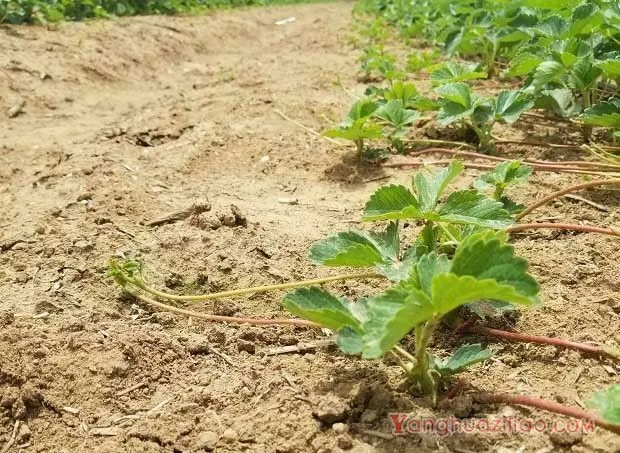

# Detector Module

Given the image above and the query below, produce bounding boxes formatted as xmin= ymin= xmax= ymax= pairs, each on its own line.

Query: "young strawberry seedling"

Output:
xmin=473 ymin=160 xmax=532 ymax=214
xmin=283 ymin=161 xmax=536 ymax=403
xmin=435 ymin=83 xmax=533 ymax=153
xmin=373 ymin=100 xmax=419 ymax=153
xmin=323 ymin=98 xmax=382 ymax=157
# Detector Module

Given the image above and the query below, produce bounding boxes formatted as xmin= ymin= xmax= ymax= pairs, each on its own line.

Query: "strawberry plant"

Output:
xmin=323 ymin=98 xmax=383 ymax=157
xmin=285 ymin=229 xmax=538 ymax=403
xmin=435 ymin=83 xmax=533 ymax=152
xmin=359 ymin=46 xmax=405 ymax=83
xmin=473 ymin=160 xmax=533 ymax=213
xmin=406 ymin=50 xmax=441 ymax=74
xmin=582 ymin=99 xmax=620 ymax=128
xmin=282 ymin=161 xmax=534 ymax=402
xmin=429 ymin=61 xmax=487 ymax=86
xmin=373 ymin=100 xmax=419 ymax=153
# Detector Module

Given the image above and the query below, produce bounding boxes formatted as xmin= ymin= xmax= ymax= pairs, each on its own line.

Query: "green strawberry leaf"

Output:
xmin=363 ymin=185 xmax=420 ymax=221
xmin=450 ymin=230 xmax=540 ymax=299
xmin=429 ymin=62 xmax=487 ymax=86
xmin=534 ymin=88 xmax=580 ymax=118
xmin=282 ymin=287 xmax=361 ymax=332
xmin=435 ymin=82 xmax=473 ymax=108
xmin=588 ymin=385 xmax=620 ymax=424
xmin=532 ymin=61 xmax=566 ymax=91
xmin=337 ymin=326 xmax=364 ymax=355
xmin=374 ymin=100 xmax=419 ymax=129
xmin=506 ymin=52 xmax=544 ymax=78
xmin=375 ymin=245 xmax=422 ymax=282
xmin=581 ymin=100 xmax=620 ymax=127
xmin=437 ymin=101 xmax=475 ymax=126
xmin=356 ymin=285 xmax=434 ymax=358
xmin=310 ymin=222 xmax=400 ymax=267
xmin=413 ymin=160 xmax=464 ymax=212
xmin=409 ymin=96 xmax=441 ymax=112
xmin=348 ymin=98 xmax=379 ymax=121
xmin=430 ymin=344 xmax=493 ymax=376
xmin=474 ymin=160 xmax=533 ymax=191
xmin=521 ymin=0 xmax=578 ymax=10
xmin=597 ymin=58 xmax=620 ymax=77
xmin=568 ymin=58 xmax=602 ymax=92
xmin=438 ymin=190 xmax=515 ymax=229
xmin=383 ymin=81 xmax=419 ymax=107
xmin=431 ymin=273 xmax=537 ymax=314
xmin=493 ymin=90 xmax=534 ymax=124
xmin=323 ymin=120 xmax=383 ymax=141
xmin=570 ymin=3 xmax=603 ymax=35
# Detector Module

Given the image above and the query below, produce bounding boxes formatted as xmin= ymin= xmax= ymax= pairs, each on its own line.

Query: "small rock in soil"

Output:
xmin=336 ymin=434 xmax=353 ymax=450
xmin=17 ymin=423 xmax=31 ymax=443
xmin=73 ymin=240 xmax=94 ymax=252
xmin=451 ymin=395 xmax=473 ymax=418
xmin=349 ymin=443 xmax=374 ymax=453
xmin=7 ymin=99 xmax=25 ymax=118
xmin=196 ymin=430 xmax=219 ymax=451
xmin=549 ymin=430 xmax=583 ymax=446
xmin=231 ymin=205 xmax=247 ymax=226
xmin=237 ymin=339 xmax=256 ymax=354
xmin=103 ymin=359 xmax=130 ymax=378
xmin=207 ymin=329 xmax=226 ymax=345
xmin=186 ymin=339 xmax=211 ymax=355
xmin=14 ymin=272 xmax=30 ymax=284
xmin=360 ymin=409 xmax=377 ymax=423
xmin=150 ymin=312 xmax=176 ymax=327
xmin=279 ymin=334 xmax=298 ymax=346
xmin=34 ymin=300 xmax=63 ymax=315
xmin=213 ymin=301 xmax=238 ymax=316
xmin=217 ymin=210 xmax=237 ymax=227
xmin=332 ymin=423 xmax=348 ymax=434
xmin=165 ymin=272 xmax=184 ymax=289
xmin=0 ymin=310 xmax=15 ymax=327
xmin=313 ymin=395 xmax=350 ymax=424
xmin=221 ymin=428 xmax=238 ymax=443
xmin=190 ymin=212 xmax=222 ymax=230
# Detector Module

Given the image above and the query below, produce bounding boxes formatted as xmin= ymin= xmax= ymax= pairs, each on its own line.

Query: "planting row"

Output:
xmin=0 ymin=0 xmax=310 ymax=24
xmin=325 ymin=0 xmax=620 ymax=156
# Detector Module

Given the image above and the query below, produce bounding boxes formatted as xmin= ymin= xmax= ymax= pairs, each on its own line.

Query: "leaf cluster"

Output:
xmin=282 ymin=161 xmax=539 ymax=400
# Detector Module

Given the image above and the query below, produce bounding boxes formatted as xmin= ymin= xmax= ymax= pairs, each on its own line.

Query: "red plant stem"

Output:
xmin=495 ymin=139 xmax=579 ymax=149
xmin=517 ymin=178 xmax=620 ymax=220
xmin=126 ymin=287 xmax=319 ymax=327
xmin=470 ymin=392 xmax=620 ymax=435
xmin=496 ymin=139 xmax=620 ymax=151
xmin=506 ymin=222 xmax=620 ymax=237
xmin=409 ymin=148 xmax=620 ymax=169
xmin=470 ymin=325 xmax=619 ymax=359
xmin=383 ymin=159 xmax=615 ymax=176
